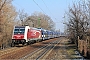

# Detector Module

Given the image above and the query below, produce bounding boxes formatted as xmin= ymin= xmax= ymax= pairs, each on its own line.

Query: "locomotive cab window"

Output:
xmin=14 ymin=27 xmax=25 ymax=34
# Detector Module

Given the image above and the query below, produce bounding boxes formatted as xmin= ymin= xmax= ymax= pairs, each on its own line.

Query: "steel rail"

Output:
xmin=20 ymin=40 xmax=61 ymax=60
xmin=36 ymin=40 xmax=61 ymax=60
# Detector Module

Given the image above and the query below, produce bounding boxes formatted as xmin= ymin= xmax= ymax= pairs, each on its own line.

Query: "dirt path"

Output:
xmin=46 ymin=37 xmax=84 ymax=60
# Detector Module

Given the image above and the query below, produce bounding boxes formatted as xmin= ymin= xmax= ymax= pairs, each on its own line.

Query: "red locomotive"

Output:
xmin=11 ymin=26 xmax=42 ymax=46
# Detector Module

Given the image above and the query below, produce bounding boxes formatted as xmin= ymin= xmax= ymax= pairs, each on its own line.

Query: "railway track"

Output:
xmin=0 ymin=38 xmax=58 ymax=59
xmin=20 ymin=39 xmax=61 ymax=60
xmin=0 ymin=37 xmax=85 ymax=59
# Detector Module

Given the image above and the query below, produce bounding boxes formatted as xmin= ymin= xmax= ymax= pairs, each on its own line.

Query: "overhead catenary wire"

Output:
xmin=41 ymin=0 xmax=61 ymax=24
xmin=41 ymin=0 xmax=51 ymax=14
xmin=33 ymin=0 xmax=47 ymax=15
xmin=13 ymin=0 xmax=58 ymax=20
xmin=33 ymin=0 xmax=58 ymax=21
xmin=13 ymin=0 xmax=60 ymax=24
xmin=41 ymin=0 xmax=58 ymax=21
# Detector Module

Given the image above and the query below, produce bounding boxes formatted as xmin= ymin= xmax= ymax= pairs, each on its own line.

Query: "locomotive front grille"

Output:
xmin=12 ymin=39 xmax=25 ymax=44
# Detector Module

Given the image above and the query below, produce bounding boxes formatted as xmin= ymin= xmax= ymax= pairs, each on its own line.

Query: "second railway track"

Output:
xmin=20 ymin=39 xmax=61 ymax=60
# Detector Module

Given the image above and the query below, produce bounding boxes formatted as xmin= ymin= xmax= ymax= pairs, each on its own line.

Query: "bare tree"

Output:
xmin=0 ymin=0 xmax=17 ymax=49
xmin=17 ymin=10 xmax=28 ymax=26
xmin=23 ymin=12 xmax=55 ymax=30
xmin=65 ymin=1 xmax=89 ymax=47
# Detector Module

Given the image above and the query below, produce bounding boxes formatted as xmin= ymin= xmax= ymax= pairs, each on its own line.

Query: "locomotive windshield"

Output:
xmin=14 ymin=27 xmax=25 ymax=34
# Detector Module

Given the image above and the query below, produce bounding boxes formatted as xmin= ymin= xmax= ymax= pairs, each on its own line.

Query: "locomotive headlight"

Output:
xmin=12 ymin=40 xmax=15 ymax=42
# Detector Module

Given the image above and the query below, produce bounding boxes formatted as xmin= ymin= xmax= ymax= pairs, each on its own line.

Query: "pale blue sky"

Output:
xmin=12 ymin=0 xmax=79 ymax=32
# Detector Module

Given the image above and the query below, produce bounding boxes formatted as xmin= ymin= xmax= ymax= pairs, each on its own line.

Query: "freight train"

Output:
xmin=11 ymin=26 xmax=60 ymax=46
